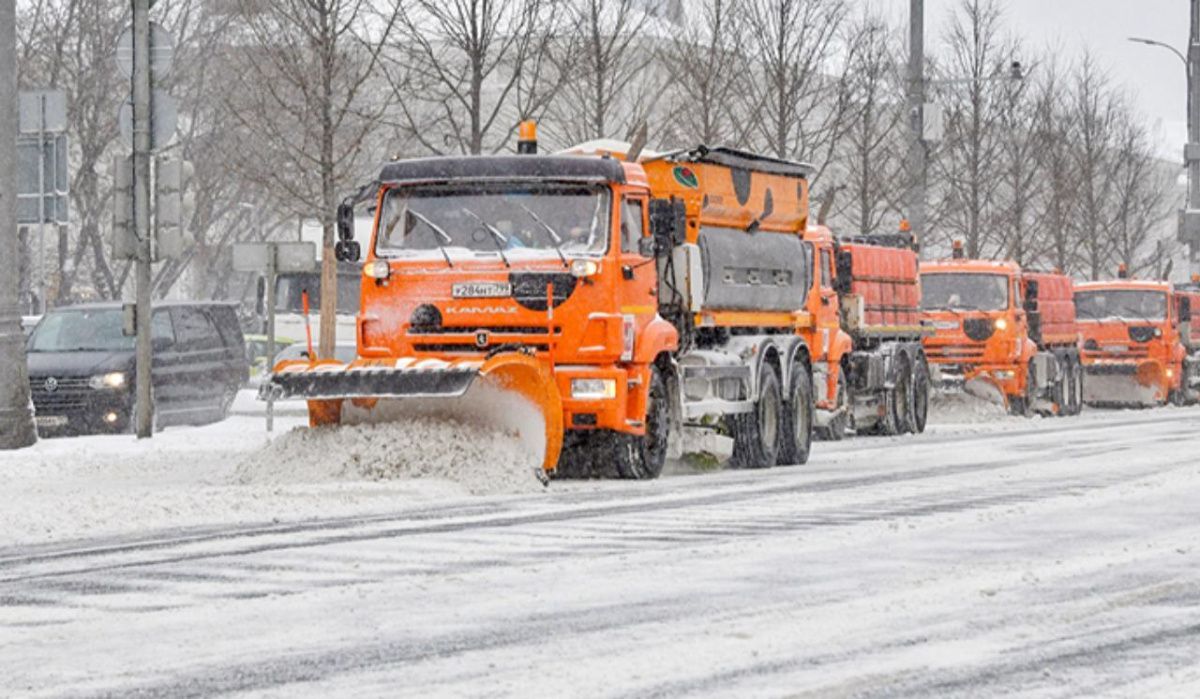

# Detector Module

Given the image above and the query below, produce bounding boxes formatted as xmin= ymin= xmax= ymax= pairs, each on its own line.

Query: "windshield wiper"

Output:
xmin=409 ymin=210 xmax=456 ymax=268
xmin=516 ymin=202 xmax=569 ymax=269
xmin=461 ymin=207 xmax=511 ymax=269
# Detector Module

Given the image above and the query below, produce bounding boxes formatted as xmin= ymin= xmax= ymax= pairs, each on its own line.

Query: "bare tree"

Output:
xmin=928 ymin=0 xmax=1011 ymax=258
xmin=548 ymin=0 xmax=660 ymax=145
xmin=226 ymin=0 xmax=398 ymax=356
xmin=832 ymin=11 xmax=906 ymax=234
xmin=1028 ymin=57 xmax=1079 ymax=273
xmin=384 ymin=0 xmax=563 ymax=156
xmin=655 ymin=0 xmax=747 ymax=147
xmin=990 ymin=56 xmax=1041 ymax=266
xmin=1068 ymin=55 xmax=1123 ymax=280
xmin=1108 ymin=116 xmax=1175 ymax=277
xmin=16 ymin=0 xmax=129 ymax=302
xmin=741 ymin=0 xmax=851 ymax=181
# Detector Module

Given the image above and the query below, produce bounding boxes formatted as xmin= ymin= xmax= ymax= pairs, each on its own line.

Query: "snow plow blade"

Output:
xmin=1082 ymin=364 xmax=1163 ymax=407
xmin=262 ymin=353 xmax=563 ymax=473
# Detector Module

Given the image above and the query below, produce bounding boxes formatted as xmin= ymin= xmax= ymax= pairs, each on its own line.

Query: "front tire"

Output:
xmin=880 ymin=354 xmax=911 ymax=436
xmin=615 ymin=367 xmax=670 ymax=480
xmin=907 ymin=357 xmax=929 ymax=434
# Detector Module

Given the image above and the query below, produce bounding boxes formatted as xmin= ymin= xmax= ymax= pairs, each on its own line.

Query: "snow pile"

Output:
xmin=928 ymin=391 xmax=1009 ymax=424
xmin=236 ymin=418 xmax=541 ymax=495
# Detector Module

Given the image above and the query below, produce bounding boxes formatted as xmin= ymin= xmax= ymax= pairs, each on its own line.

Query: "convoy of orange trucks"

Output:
xmin=260 ymin=123 xmax=1197 ymax=480
xmin=920 ymin=246 xmax=1083 ymax=416
xmin=262 ymin=125 xmax=930 ymax=479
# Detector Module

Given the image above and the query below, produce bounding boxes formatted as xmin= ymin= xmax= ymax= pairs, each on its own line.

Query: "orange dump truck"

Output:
xmin=1075 ymin=276 xmax=1191 ymax=406
xmin=921 ymin=254 xmax=1083 ymax=416
xmin=263 ymin=132 xmax=824 ymax=478
xmin=802 ymin=228 xmax=930 ymax=438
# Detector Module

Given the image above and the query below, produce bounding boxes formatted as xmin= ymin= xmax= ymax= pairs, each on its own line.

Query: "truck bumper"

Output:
xmin=554 ymin=365 xmax=643 ymax=435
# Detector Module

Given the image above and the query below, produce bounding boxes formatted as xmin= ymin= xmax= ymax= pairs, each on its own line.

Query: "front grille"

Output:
xmin=413 ymin=342 xmax=552 ymax=354
xmin=411 ymin=325 xmax=561 ymax=336
xmin=925 ymin=345 xmax=985 ymax=361
xmin=28 ymin=376 xmax=91 ymax=412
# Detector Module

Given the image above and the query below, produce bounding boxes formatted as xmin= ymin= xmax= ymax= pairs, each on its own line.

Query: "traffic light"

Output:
xmin=112 ymin=155 xmax=138 ymax=260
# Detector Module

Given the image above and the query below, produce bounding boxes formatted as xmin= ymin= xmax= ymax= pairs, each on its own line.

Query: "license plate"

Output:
xmin=452 ymin=282 xmax=511 ymax=298
xmin=35 ymin=415 xmax=68 ymax=429
xmin=1105 ymin=345 xmax=1129 ymax=353
xmin=933 ymin=320 xmax=959 ymax=330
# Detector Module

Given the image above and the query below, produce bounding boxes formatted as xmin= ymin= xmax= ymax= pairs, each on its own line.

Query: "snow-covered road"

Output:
xmin=2 ymin=407 xmax=1199 ymax=697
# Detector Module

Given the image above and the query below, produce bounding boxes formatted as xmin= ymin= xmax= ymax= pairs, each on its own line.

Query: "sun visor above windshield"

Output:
xmin=378 ymin=156 xmax=627 ymax=186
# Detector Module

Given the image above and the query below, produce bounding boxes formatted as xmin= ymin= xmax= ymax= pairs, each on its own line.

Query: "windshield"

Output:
xmin=375 ymin=183 xmax=610 ymax=258
xmin=1075 ymin=289 xmax=1167 ymax=321
xmin=921 ymin=273 xmax=1010 ymax=312
xmin=28 ymin=309 xmax=132 ymax=352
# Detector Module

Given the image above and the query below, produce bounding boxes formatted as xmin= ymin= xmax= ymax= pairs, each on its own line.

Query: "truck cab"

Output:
xmin=920 ymin=259 xmax=1040 ymax=413
xmin=353 ymin=154 xmax=678 ymax=443
xmin=1075 ymin=279 xmax=1187 ymax=406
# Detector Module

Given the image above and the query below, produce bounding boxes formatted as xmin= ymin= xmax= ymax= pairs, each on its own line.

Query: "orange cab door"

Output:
xmin=615 ymin=194 xmax=659 ymax=340
xmin=814 ymin=244 xmax=840 ymax=361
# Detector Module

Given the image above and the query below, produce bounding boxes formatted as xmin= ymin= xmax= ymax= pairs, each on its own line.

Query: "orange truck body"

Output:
xmin=1074 ymin=279 xmax=1191 ymax=406
xmin=921 ymin=259 xmax=1083 ymax=416
xmin=269 ymin=141 xmax=834 ymax=477
xmin=805 ymin=227 xmax=930 ymax=437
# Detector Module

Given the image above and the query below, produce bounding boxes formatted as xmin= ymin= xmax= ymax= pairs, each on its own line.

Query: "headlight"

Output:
xmin=89 ymin=372 xmax=127 ymax=390
xmin=571 ymin=378 xmax=616 ymax=399
xmin=994 ymin=317 xmax=1008 ymax=331
xmin=570 ymin=259 xmax=599 ymax=278
xmin=993 ymin=370 xmax=1015 ymax=380
xmin=364 ymin=260 xmax=391 ymax=279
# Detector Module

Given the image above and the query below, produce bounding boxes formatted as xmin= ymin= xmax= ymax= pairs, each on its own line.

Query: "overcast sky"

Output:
xmin=880 ymin=0 xmax=1190 ymax=159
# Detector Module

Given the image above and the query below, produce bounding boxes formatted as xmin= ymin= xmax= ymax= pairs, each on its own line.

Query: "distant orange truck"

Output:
xmin=1075 ymin=276 xmax=1194 ymax=406
xmin=920 ymin=251 xmax=1083 ymax=416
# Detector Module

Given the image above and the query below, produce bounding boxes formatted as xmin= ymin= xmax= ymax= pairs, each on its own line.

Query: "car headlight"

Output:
xmin=571 ymin=378 xmax=616 ymax=399
xmin=994 ymin=317 xmax=1008 ymax=331
xmin=570 ymin=259 xmax=599 ymax=278
xmin=89 ymin=372 xmax=128 ymax=390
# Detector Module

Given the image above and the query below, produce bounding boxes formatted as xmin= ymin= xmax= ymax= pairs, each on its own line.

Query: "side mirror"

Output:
xmin=255 ymin=276 xmax=266 ymax=316
xmin=637 ymin=236 xmax=657 ymax=258
xmin=336 ymin=199 xmax=354 ymax=242
xmin=649 ymin=197 xmax=687 ymax=248
xmin=334 ymin=240 xmax=361 ymax=262
xmin=833 ymin=249 xmax=852 ymax=295
xmin=1022 ymin=279 xmax=1038 ymax=312
xmin=1180 ymin=296 xmax=1192 ymax=323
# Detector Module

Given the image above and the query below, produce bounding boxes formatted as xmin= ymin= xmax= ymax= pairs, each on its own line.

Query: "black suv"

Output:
xmin=26 ymin=302 xmax=248 ymax=436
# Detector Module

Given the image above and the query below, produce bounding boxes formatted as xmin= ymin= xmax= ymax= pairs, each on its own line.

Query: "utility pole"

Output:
xmin=132 ymin=0 xmax=154 ymax=437
xmin=906 ymin=0 xmax=927 ymax=252
xmin=1189 ymin=0 xmax=1200 ymax=272
xmin=0 ymin=0 xmax=38 ymax=449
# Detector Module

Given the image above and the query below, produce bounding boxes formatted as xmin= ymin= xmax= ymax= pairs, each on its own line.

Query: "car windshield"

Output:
xmin=921 ymin=273 xmax=1010 ymax=312
xmin=1075 ymin=289 xmax=1167 ymax=321
xmin=375 ymin=183 xmax=610 ymax=259
xmin=27 ymin=309 xmax=132 ymax=352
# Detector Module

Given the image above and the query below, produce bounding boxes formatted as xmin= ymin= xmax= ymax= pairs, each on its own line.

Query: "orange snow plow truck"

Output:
xmin=920 ymin=248 xmax=1084 ymax=416
xmin=262 ymin=129 xmax=844 ymax=479
xmin=1074 ymin=270 xmax=1194 ymax=407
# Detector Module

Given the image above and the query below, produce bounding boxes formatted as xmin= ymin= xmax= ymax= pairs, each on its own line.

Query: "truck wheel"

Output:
xmin=615 ymin=367 xmax=669 ymax=480
xmin=731 ymin=363 xmax=783 ymax=468
xmin=907 ymin=358 xmax=929 ymax=434
xmin=881 ymin=354 xmax=911 ymax=436
xmin=1068 ymin=358 xmax=1085 ymax=415
xmin=779 ymin=362 xmax=814 ymax=465
xmin=816 ymin=367 xmax=848 ymax=441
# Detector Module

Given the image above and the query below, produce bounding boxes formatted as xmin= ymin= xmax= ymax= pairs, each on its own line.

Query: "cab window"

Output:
xmin=620 ymin=198 xmax=646 ymax=254
xmin=819 ymin=250 xmax=832 ymax=289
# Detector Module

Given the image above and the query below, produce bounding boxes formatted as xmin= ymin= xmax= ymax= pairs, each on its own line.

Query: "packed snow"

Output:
xmin=237 ymin=419 xmax=540 ymax=494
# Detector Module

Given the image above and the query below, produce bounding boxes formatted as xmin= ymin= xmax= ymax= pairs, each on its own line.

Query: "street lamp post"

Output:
xmin=1129 ymin=0 xmax=1200 ymax=273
